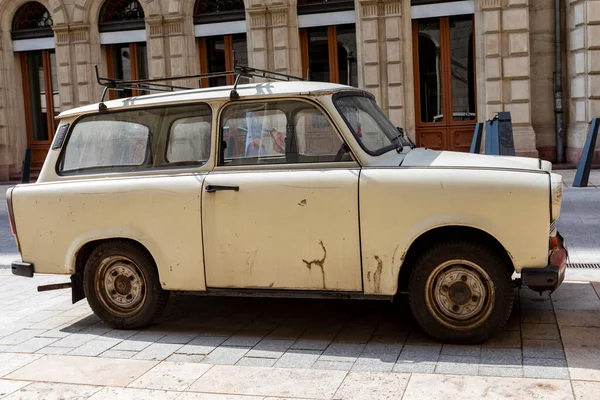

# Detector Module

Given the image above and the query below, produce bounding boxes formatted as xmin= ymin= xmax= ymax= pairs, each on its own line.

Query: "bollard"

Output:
xmin=485 ymin=119 xmax=499 ymax=155
xmin=470 ymin=123 xmax=483 ymax=154
xmin=21 ymin=148 xmax=31 ymax=184
xmin=497 ymin=112 xmax=515 ymax=156
xmin=573 ymin=118 xmax=599 ymax=187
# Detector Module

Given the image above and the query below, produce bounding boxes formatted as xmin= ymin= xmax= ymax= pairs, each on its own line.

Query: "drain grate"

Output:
xmin=567 ymin=263 xmax=600 ymax=269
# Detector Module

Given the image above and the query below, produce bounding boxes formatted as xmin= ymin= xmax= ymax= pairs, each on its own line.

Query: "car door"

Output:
xmin=201 ymin=98 xmax=362 ymax=291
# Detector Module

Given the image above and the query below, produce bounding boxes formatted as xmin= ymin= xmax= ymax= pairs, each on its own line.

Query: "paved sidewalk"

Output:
xmin=0 ymin=269 xmax=599 ymax=399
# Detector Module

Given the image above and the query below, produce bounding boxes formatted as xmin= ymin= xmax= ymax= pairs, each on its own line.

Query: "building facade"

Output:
xmin=0 ymin=0 xmax=596 ymax=180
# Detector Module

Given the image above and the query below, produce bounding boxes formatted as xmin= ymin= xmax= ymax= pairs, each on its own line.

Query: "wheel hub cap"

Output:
xmin=425 ymin=260 xmax=495 ymax=330
xmin=96 ymin=256 xmax=147 ymax=317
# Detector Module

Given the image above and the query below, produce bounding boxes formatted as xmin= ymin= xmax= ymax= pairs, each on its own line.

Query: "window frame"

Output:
xmin=412 ymin=15 xmax=477 ymax=128
xmin=198 ymin=33 xmax=248 ymax=88
xmin=105 ymin=42 xmax=147 ymax=99
xmin=55 ymin=102 xmax=214 ymax=177
xmin=215 ymin=97 xmax=359 ymax=169
xmin=299 ymin=24 xmax=356 ymax=86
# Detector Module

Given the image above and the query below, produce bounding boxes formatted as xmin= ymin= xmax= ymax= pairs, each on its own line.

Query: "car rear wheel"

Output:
xmin=408 ymin=240 xmax=515 ymax=344
xmin=83 ymin=240 xmax=169 ymax=329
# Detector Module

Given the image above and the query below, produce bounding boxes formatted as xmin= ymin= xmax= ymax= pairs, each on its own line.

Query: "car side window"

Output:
xmin=166 ymin=116 xmax=212 ymax=164
xmin=219 ymin=100 xmax=351 ymax=166
xmin=61 ymin=118 xmax=150 ymax=173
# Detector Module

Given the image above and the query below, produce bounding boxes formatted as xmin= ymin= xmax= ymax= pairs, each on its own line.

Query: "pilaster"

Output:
xmin=247 ymin=0 xmax=301 ymax=78
xmin=357 ymin=0 xmax=411 ymax=129
xmin=477 ymin=0 xmax=537 ymax=157
xmin=566 ymin=0 xmax=600 ymax=163
xmin=146 ymin=15 xmax=167 ymax=79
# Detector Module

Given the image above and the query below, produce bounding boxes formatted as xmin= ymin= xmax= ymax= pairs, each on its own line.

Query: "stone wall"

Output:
xmin=0 ymin=0 xmax=598 ymax=180
xmin=476 ymin=0 xmax=538 ymax=158
xmin=566 ymin=0 xmax=600 ymax=164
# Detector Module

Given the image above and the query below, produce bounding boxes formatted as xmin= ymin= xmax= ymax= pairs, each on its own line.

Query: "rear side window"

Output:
xmin=61 ymin=119 xmax=150 ymax=173
xmin=166 ymin=117 xmax=212 ymax=164
xmin=59 ymin=103 xmax=212 ymax=174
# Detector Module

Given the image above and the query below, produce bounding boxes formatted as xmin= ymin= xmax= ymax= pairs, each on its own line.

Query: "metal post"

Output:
xmin=573 ymin=118 xmax=599 ymax=187
xmin=470 ymin=123 xmax=484 ymax=154
xmin=21 ymin=148 xmax=31 ymax=184
xmin=497 ymin=112 xmax=515 ymax=156
xmin=555 ymin=0 xmax=565 ymax=163
xmin=485 ymin=119 xmax=499 ymax=155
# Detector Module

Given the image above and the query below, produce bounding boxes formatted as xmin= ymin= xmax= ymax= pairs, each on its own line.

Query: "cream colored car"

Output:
xmin=7 ymin=75 xmax=567 ymax=344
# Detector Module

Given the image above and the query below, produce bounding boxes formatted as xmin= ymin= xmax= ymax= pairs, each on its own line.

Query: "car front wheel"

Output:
xmin=408 ymin=240 xmax=515 ymax=344
xmin=83 ymin=240 xmax=169 ymax=329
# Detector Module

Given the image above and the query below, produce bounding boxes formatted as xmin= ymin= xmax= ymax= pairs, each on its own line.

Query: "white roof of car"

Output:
xmin=58 ymin=80 xmax=366 ymax=118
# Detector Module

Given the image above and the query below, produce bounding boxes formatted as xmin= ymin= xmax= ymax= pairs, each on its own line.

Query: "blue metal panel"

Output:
xmin=470 ymin=123 xmax=483 ymax=154
xmin=573 ymin=118 xmax=599 ymax=187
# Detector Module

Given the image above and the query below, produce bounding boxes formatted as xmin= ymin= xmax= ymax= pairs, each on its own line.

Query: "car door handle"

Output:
xmin=205 ymin=184 xmax=239 ymax=193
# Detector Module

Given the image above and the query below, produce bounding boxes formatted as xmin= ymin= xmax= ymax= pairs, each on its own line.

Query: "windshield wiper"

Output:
xmin=396 ymin=127 xmax=416 ymax=149
xmin=391 ymin=133 xmax=404 ymax=153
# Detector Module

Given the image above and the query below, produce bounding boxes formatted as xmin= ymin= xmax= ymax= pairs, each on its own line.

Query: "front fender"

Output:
xmin=359 ymin=168 xmax=551 ymax=295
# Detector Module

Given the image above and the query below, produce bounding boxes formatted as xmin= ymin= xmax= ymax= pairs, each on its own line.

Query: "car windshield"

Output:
xmin=334 ymin=94 xmax=409 ymax=155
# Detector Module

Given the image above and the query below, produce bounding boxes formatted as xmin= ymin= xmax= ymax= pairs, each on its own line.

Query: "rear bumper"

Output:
xmin=521 ymin=232 xmax=568 ymax=293
xmin=11 ymin=261 xmax=34 ymax=278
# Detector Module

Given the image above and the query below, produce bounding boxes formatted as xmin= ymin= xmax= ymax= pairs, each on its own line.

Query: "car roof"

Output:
xmin=58 ymin=80 xmax=368 ymax=119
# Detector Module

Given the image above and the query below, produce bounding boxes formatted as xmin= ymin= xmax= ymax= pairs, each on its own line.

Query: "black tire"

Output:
xmin=408 ymin=240 xmax=515 ymax=344
xmin=83 ymin=240 xmax=169 ymax=329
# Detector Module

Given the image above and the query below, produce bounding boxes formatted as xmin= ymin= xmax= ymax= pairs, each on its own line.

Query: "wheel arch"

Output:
xmin=396 ymin=225 xmax=515 ymax=294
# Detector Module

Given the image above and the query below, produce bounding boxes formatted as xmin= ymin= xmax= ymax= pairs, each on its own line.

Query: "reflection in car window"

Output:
xmin=219 ymin=100 xmax=352 ymax=166
xmin=61 ymin=119 xmax=150 ymax=173
xmin=335 ymin=94 xmax=405 ymax=155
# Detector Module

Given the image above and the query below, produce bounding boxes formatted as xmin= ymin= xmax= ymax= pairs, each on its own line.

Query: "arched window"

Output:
xmin=98 ymin=0 xmax=145 ymax=32
xmin=195 ymin=0 xmax=247 ymax=87
xmin=297 ymin=0 xmax=356 ymax=86
xmin=11 ymin=2 xmax=53 ymax=39
xmin=99 ymin=0 xmax=148 ymax=99
xmin=12 ymin=2 xmax=60 ymax=172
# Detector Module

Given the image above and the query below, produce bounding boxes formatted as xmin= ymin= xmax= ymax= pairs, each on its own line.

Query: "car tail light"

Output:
xmin=6 ymin=187 xmax=17 ymax=236
xmin=550 ymin=236 xmax=559 ymax=251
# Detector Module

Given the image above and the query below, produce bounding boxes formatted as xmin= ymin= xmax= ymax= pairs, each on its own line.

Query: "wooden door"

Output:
xmin=412 ymin=15 xmax=477 ymax=152
xmin=20 ymin=50 xmax=59 ymax=172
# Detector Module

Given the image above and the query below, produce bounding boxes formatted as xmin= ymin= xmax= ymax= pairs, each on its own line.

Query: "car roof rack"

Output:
xmin=94 ymin=63 xmax=305 ymax=111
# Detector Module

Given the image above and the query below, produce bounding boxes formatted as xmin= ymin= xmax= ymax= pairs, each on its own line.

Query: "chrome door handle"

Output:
xmin=205 ymin=184 xmax=239 ymax=193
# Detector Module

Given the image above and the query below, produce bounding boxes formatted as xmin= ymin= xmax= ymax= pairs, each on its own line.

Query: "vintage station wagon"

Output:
xmin=7 ymin=66 xmax=567 ymax=344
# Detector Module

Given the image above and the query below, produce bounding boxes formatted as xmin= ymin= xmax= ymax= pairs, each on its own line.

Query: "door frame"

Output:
xmin=411 ymin=15 xmax=478 ymax=150
xmin=20 ymin=50 xmax=56 ymax=171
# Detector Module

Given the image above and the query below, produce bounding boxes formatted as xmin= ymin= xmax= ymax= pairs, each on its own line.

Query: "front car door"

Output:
xmin=202 ymin=98 xmax=362 ymax=291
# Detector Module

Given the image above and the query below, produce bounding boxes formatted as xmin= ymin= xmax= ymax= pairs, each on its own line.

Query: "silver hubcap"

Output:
xmin=96 ymin=256 xmax=146 ymax=317
xmin=425 ymin=260 xmax=495 ymax=330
